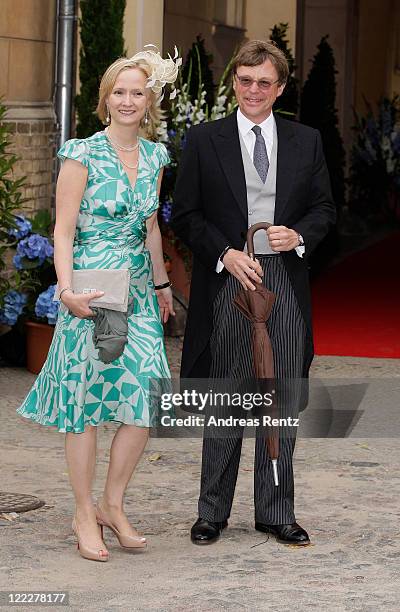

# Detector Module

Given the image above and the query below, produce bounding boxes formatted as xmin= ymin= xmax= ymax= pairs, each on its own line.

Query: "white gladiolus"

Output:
xmin=156 ymin=120 xmax=169 ymax=142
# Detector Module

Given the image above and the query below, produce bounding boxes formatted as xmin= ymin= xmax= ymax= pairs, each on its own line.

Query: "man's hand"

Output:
xmin=266 ymin=225 xmax=300 ymax=251
xmin=222 ymin=249 xmax=263 ymax=290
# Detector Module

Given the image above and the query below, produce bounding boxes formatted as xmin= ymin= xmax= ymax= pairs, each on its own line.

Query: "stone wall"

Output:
xmin=163 ymin=0 xmax=246 ymax=81
xmin=0 ymin=0 xmax=57 ymax=212
xmin=5 ymin=112 xmax=56 ymax=212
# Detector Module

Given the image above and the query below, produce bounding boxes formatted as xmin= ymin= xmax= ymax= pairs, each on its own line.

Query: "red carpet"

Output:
xmin=311 ymin=232 xmax=400 ymax=358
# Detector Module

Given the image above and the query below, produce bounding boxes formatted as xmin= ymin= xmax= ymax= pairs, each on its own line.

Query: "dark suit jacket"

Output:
xmin=171 ymin=110 xmax=336 ymax=381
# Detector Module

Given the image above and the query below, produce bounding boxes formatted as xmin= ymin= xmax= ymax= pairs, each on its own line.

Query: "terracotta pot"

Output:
xmin=25 ymin=321 xmax=54 ymax=375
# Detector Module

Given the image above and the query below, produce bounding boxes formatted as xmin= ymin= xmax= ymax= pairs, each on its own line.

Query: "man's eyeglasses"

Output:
xmin=234 ymin=75 xmax=280 ymax=91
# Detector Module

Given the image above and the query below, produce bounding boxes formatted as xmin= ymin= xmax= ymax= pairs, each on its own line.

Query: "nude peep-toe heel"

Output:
xmin=72 ymin=517 xmax=109 ymax=562
xmin=95 ymin=502 xmax=147 ymax=549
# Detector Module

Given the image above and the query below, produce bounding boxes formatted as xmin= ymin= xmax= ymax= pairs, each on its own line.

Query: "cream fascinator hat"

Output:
xmin=129 ymin=44 xmax=182 ymax=102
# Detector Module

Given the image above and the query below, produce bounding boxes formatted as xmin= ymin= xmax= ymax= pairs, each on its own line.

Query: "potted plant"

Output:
xmin=0 ymin=210 xmax=57 ymax=373
xmin=25 ymin=284 xmax=58 ymax=374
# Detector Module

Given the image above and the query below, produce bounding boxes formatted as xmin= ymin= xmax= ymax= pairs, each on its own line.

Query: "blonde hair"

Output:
xmin=232 ymin=40 xmax=289 ymax=85
xmin=96 ymin=57 xmax=164 ymax=140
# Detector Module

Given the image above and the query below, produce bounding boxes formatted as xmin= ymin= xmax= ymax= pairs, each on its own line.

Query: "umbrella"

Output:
xmin=233 ymin=221 xmax=280 ymax=485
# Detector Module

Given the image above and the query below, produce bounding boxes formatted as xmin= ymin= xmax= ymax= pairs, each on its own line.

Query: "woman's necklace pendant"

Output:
xmin=120 ymin=158 xmax=139 ymax=170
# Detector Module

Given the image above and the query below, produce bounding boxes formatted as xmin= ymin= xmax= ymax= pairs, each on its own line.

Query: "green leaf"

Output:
xmin=30 ymin=209 xmax=52 ymax=235
xmin=18 ymin=257 xmax=41 ymax=270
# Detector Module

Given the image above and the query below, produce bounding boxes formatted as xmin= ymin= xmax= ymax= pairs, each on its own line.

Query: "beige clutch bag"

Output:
xmin=54 ymin=269 xmax=130 ymax=312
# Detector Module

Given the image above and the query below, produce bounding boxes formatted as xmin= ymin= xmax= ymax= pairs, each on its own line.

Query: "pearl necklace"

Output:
xmin=119 ymin=156 xmax=139 ymax=170
xmin=105 ymin=127 xmax=139 ymax=152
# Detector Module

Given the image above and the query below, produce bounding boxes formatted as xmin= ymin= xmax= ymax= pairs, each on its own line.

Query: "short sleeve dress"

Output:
xmin=17 ymin=132 xmax=171 ymax=433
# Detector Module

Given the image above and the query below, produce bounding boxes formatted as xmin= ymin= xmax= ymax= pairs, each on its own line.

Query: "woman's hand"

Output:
xmin=61 ymin=290 xmax=104 ymax=319
xmin=155 ymin=287 xmax=175 ymax=323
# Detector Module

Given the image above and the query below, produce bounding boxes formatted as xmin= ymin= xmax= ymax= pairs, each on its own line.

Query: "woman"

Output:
xmin=17 ymin=48 xmax=180 ymax=562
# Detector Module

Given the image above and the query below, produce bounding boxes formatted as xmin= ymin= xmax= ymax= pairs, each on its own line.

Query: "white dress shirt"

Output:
xmin=237 ymin=107 xmax=274 ymax=161
xmin=216 ymin=110 xmax=305 ymax=272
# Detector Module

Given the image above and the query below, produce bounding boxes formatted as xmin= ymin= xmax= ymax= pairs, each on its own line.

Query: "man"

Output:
xmin=171 ymin=40 xmax=336 ymax=546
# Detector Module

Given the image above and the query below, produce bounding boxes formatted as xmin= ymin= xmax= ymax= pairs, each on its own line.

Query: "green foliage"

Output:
xmin=0 ymin=99 xmax=29 ymax=299
xmin=348 ymin=96 xmax=400 ymax=222
xmin=0 ymin=101 xmax=54 ymax=316
xmin=75 ymin=0 xmax=126 ymax=138
xmin=30 ymin=209 xmax=52 ymax=237
xmin=0 ymin=100 xmax=28 ymax=245
xmin=300 ymin=36 xmax=345 ymax=208
xmin=182 ymin=35 xmax=215 ymax=111
xmin=270 ymin=23 xmax=299 ymax=118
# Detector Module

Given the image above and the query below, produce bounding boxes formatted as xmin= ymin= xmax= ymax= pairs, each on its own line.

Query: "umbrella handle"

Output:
xmin=247 ymin=222 xmax=273 ymax=259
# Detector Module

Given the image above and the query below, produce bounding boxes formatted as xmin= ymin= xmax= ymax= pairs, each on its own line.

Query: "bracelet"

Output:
xmin=59 ymin=286 xmax=74 ymax=301
xmin=154 ymin=281 xmax=172 ymax=290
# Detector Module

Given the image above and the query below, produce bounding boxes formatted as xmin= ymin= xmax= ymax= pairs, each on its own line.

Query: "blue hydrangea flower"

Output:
xmin=0 ymin=291 xmax=28 ymax=326
xmin=8 ymin=215 xmax=32 ymax=240
xmin=35 ymin=284 xmax=59 ymax=325
xmin=15 ymin=233 xmax=54 ymax=267
xmin=161 ymin=200 xmax=172 ymax=224
xmin=13 ymin=254 xmax=23 ymax=270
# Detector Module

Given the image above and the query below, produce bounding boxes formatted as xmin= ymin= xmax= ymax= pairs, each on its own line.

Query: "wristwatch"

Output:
xmin=296 ymin=233 xmax=305 ymax=247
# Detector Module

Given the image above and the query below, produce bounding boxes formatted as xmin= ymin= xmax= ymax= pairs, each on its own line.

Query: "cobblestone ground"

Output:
xmin=0 ymin=338 xmax=399 ymax=612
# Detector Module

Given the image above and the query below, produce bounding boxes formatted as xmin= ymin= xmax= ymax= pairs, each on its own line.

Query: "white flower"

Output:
xmin=157 ymin=120 xmax=168 ymax=142
xmin=193 ymin=110 xmax=206 ymax=123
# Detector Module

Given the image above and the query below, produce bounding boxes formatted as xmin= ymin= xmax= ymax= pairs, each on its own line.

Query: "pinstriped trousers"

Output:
xmin=198 ymin=255 xmax=306 ymax=525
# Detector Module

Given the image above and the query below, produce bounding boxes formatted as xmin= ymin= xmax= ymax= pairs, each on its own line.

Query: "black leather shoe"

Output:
xmin=191 ymin=518 xmax=228 ymax=545
xmin=255 ymin=522 xmax=310 ymax=546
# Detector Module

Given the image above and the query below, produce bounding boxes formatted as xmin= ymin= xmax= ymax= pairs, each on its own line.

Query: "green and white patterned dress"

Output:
xmin=17 ymin=131 xmax=171 ymax=433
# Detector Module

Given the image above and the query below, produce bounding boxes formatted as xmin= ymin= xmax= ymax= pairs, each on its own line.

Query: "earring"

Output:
xmin=144 ymin=109 xmax=149 ymax=125
xmin=106 ymin=106 xmax=110 ymax=124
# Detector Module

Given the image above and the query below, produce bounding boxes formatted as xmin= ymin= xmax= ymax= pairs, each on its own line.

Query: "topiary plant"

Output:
xmin=270 ymin=22 xmax=299 ymax=119
xmin=300 ymin=35 xmax=345 ymax=209
xmin=181 ymin=35 xmax=215 ymax=113
xmin=75 ymin=0 xmax=126 ymax=138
